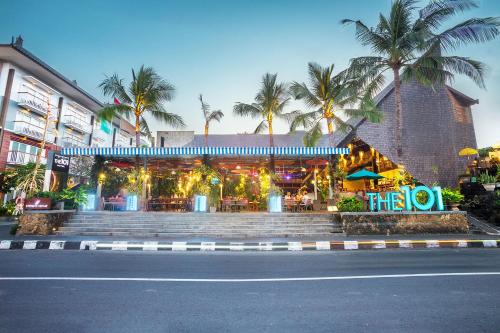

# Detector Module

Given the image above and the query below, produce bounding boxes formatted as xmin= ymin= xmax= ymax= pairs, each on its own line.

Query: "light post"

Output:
xmin=96 ymin=172 xmax=105 ymax=210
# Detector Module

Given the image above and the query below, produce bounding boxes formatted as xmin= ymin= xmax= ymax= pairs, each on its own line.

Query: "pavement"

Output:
xmin=1 ymin=249 xmax=500 ymax=332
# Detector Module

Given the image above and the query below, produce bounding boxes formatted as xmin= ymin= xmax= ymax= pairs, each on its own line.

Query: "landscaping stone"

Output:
xmin=341 ymin=211 xmax=469 ymax=235
xmin=17 ymin=210 xmax=75 ymax=235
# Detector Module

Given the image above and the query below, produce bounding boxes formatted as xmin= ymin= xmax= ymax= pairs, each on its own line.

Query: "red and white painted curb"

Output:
xmin=0 ymin=239 xmax=499 ymax=251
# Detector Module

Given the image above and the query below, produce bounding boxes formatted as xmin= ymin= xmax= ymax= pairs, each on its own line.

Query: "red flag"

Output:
xmin=114 ymin=98 xmax=121 ymax=105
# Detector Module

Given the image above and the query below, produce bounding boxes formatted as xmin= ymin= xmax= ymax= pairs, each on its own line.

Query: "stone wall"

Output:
xmin=341 ymin=211 xmax=469 ymax=235
xmin=17 ymin=210 xmax=74 ymax=235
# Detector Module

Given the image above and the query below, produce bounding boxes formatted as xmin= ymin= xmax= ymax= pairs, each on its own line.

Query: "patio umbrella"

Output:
xmin=346 ymin=168 xmax=384 ymax=180
xmin=458 ymin=147 xmax=478 ymax=156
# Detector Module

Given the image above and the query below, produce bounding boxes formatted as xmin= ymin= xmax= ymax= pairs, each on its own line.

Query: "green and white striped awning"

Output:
xmin=60 ymin=146 xmax=350 ymax=157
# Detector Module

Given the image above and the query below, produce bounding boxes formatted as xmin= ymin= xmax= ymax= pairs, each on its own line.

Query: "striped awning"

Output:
xmin=60 ymin=146 xmax=350 ymax=157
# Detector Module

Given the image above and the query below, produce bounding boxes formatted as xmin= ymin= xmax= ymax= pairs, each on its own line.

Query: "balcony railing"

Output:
xmin=115 ymin=134 xmax=133 ymax=147
xmin=12 ymin=120 xmax=46 ymax=141
xmin=17 ymin=91 xmax=57 ymax=116
xmin=63 ymin=115 xmax=90 ymax=133
xmin=7 ymin=151 xmax=46 ymax=165
xmin=62 ymin=135 xmax=87 ymax=148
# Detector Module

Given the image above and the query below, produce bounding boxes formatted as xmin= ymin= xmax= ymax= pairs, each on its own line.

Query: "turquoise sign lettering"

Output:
xmin=367 ymin=186 xmax=444 ymax=212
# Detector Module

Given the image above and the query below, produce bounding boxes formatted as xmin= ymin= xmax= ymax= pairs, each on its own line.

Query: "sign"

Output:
xmin=126 ymin=195 xmax=138 ymax=211
xmin=25 ymin=198 xmax=51 ymax=210
xmin=51 ymin=153 xmax=70 ymax=173
xmin=367 ymin=186 xmax=444 ymax=212
xmin=100 ymin=119 xmax=111 ymax=134
xmin=194 ymin=195 xmax=207 ymax=212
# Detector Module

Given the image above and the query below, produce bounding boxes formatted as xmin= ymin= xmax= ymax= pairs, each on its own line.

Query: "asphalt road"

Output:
xmin=1 ymin=249 xmax=500 ymax=333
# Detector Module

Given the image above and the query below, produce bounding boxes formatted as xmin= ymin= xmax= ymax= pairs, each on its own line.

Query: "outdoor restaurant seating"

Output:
xmin=103 ymin=197 xmax=126 ymax=211
xmin=147 ymin=198 xmax=189 ymax=212
xmin=222 ymin=198 xmax=249 ymax=212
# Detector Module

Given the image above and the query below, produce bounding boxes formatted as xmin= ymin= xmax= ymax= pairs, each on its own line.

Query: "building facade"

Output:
xmin=157 ymin=81 xmax=478 ymax=188
xmin=0 ymin=37 xmax=137 ymax=173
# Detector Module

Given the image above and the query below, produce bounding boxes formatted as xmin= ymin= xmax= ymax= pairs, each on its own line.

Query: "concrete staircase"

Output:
xmin=56 ymin=212 xmax=344 ymax=238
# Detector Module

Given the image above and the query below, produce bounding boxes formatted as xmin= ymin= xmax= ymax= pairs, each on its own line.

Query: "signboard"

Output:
xmin=126 ymin=195 xmax=138 ymax=211
xmin=367 ymin=186 xmax=444 ymax=212
xmin=100 ymin=119 xmax=111 ymax=134
xmin=51 ymin=153 xmax=70 ymax=173
xmin=25 ymin=198 xmax=51 ymax=210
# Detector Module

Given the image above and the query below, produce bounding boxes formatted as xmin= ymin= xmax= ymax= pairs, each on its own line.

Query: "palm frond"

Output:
xmin=233 ymin=103 xmax=263 ymax=119
xmin=289 ymin=109 xmax=322 ymax=132
xmin=254 ymin=120 xmax=268 ymax=134
xmin=98 ymin=104 xmax=133 ymax=121
xmin=289 ymin=82 xmax=321 ymax=108
xmin=341 ymin=19 xmax=391 ymax=54
xmin=140 ymin=117 xmax=153 ymax=141
xmin=331 ymin=115 xmax=354 ymax=134
xmin=149 ymin=105 xmax=186 ymax=128
xmin=207 ymin=110 xmax=224 ymax=123
xmin=99 ymin=74 xmax=132 ymax=104
xmin=435 ymin=17 xmax=500 ymax=51
xmin=303 ymin=121 xmax=323 ymax=147
xmin=419 ymin=0 xmax=478 ymax=30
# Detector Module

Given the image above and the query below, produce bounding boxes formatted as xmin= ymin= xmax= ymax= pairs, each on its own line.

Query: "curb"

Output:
xmin=0 ymin=239 xmax=499 ymax=251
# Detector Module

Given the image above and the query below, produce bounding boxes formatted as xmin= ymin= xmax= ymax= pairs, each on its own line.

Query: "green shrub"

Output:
xmin=441 ymin=188 xmax=464 ymax=204
xmin=337 ymin=197 xmax=364 ymax=212
xmin=0 ymin=201 xmax=15 ymax=216
xmin=58 ymin=187 xmax=88 ymax=209
xmin=9 ymin=223 xmax=19 ymax=235
xmin=479 ymin=172 xmax=496 ymax=184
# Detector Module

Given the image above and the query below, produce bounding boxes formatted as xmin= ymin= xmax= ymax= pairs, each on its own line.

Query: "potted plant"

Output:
xmin=25 ymin=191 xmax=57 ymax=211
xmin=441 ymin=188 xmax=464 ymax=211
xmin=268 ymin=184 xmax=283 ymax=213
xmin=58 ymin=187 xmax=88 ymax=210
xmin=208 ymin=185 xmax=220 ymax=213
xmin=480 ymin=172 xmax=496 ymax=191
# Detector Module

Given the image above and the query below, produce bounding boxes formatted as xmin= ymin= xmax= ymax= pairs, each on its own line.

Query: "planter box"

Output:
xmin=483 ymin=184 xmax=496 ymax=192
xmin=341 ymin=211 xmax=469 ymax=235
xmin=17 ymin=210 xmax=75 ymax=235
xmin=25 ymin=198 xmax=51 ymax=210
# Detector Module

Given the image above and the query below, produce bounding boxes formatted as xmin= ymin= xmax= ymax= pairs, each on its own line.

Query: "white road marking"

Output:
xmin=315 ymin=241 xmax=331 ymax=250
xmin=0 ymin=240 xmax=12 ymax=250
xmin=22 ymin=241 xmax=37 ymax=250
xmin=344 ymin=241 xmax=358 ymax=250
xmin=288 ymin=242 xmax=302 ymax=251
xmin=372 ymin=241 xmax=386 ymax=249
xmin=1 ymin=272 xmax=499 ymax=283
xmin=49 ymin=241 xmax=65 ymax=250
xmin=398 ymin=240 xmax=412 ymax=248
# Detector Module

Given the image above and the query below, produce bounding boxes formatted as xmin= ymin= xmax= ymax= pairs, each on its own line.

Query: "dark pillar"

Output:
xmin=53 ymin=97 xmax=64 ymax=145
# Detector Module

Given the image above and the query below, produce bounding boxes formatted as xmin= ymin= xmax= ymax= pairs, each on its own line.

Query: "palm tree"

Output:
xmin=199 ymin=94 xmax=224 ymax=146
xmin=233 ymin=73 xmax=297 ymax=172
xmin=342 ymin=0 xmax=499 ymax=159
xmin=289 ymin=62 xmax=382 ymax=147
xmin=99 ymin=65 xmax=185 ymax=147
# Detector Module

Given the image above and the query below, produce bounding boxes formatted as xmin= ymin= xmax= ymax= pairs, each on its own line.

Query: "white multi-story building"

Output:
xmin=0 ymin=36 xmax=139 ymax=172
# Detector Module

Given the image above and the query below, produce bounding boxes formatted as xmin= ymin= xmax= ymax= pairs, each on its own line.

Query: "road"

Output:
xmin=1 ymin=249 xmax=500 ymax=332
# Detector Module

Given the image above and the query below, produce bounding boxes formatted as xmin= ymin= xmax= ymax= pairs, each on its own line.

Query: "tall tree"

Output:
xmin=289 ymin=62 xmax=382 ymax=147
xmin=233 ymin=73 xmax=297 ymax=172
xmin=342 ymin=0 xmax=499 ymax=159
xmin=98 ymin=65 xmax=185 ymax=147
xmin=199 ymin=94 xmax=224 ymax=146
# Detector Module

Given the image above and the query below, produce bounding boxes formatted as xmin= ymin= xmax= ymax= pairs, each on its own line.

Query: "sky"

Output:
xmin=1 ymin=0 xmax=499 ymax=147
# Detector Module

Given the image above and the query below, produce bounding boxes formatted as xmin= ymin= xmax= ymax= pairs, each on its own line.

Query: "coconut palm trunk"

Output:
xmin=393 ymin=67 xmax=403 ymax=158
xmin=268 ymin=114 xmax=276 ymax=173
